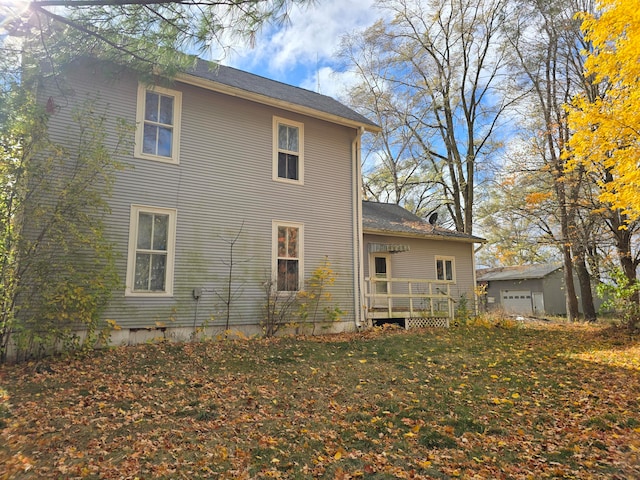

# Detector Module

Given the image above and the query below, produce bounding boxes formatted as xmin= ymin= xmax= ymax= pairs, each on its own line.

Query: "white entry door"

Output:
xmin=371 ymin=253 xmax=391 ymax=307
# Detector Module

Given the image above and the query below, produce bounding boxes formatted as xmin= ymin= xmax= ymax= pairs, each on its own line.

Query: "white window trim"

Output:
xmin=126 ymin=205 xmax=177 ymax=297
xmin=272 ymin=220 xmax=304 ymax=292
xmin=435 ymin=255 xmax=456 ymax=283
xmin=134 ymin=83 xmax=182 ymax=164
xmin=272 ymin=116 xmax=304 ymax=185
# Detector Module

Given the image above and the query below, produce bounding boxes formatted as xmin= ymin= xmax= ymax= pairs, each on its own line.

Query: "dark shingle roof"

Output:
xmin=362 ymin=201 xmax=484 ymax=243
xmin=476 ymin=263 xmax=562 ymax=281
xmin=183 ymin=59 xmax=379 ymax=131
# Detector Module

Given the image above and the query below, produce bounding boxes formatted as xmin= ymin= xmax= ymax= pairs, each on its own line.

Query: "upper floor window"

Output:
xmin=273 ymin=221 xmax=303 ymax=291
xmin=126 ymin=205 xmax=177 ymax=296
xmin=135 ymin=84 xmax=182 ymax=164
xmin=273 ymin=117 xmax=304 ymax=184
xmin=436 ymin=256 xmax=455 ymax=282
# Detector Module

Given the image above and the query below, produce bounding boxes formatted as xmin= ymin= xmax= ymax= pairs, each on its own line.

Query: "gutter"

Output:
xmin=472 ymin=243 xmax=482 ymax=315
xmin=364 ymin=228 xmax=486 ymax=244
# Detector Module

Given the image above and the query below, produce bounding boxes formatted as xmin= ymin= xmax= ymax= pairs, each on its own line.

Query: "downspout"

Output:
xmin=472 ymin=242 xmax=484 ymax=315
xmin=352 ymin=126 xmax=365 ymax=328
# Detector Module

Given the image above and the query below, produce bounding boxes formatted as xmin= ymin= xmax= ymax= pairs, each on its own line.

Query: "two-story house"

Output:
xmin=33 ymin=57 xmax=379 ymax=344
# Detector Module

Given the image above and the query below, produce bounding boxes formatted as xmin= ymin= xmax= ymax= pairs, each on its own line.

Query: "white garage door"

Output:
xmin=501 ymin=290 xmax=533 ymax=315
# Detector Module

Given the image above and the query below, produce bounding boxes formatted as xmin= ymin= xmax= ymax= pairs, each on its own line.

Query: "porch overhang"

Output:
xmin=367 ymin=243 xmax=410 ymax=254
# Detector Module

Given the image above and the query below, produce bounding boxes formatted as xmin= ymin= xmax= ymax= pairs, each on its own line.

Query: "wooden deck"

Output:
xmin=364 ymin=277 xmax=455 ymax=328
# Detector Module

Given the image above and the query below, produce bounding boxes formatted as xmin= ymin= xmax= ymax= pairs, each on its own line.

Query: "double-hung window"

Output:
xmin=435 ymin=256 xmax=455 ymax=282
xmin=273 ymin=117 xmax=304 ymax=184
xmin=126 ymin=205 xmax=177 ymax=296
xmin=135 ymin=84 xmax=182 ymax=164
xmin=274 ymin=222 xmax=303 ymax=291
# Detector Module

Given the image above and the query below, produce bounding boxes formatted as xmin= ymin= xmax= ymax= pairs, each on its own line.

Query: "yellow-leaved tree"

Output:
xmin=567 ymin=0 xmax=640 ymax=219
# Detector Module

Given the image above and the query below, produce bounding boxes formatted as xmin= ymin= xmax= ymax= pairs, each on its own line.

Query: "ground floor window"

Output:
xmin=274 ymin=221 xmax=303 ymax=291
xmin=436 ymin=256 xmax=455 ymax=282
xmin=126 ymin=205 xmax=177 ymax=296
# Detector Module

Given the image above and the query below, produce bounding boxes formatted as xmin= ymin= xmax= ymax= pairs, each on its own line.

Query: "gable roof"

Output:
xmin=362 ymin=201 xmax=484 ymax=243
xmin=179 ymin=59 xmax=380 ymax=132
xmin=476 ymin=263 xmax=562 ymax=282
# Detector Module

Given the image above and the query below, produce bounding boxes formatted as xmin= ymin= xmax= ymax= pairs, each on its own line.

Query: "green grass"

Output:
xmin=1 ymin=322 xmax=639 ymax=479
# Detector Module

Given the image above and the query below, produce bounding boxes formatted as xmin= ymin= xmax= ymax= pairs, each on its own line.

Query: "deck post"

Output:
xmin=409 ymin=281 xmax=414 ymax=317
xmin=429 ymin=283 xmax=435 ymax=316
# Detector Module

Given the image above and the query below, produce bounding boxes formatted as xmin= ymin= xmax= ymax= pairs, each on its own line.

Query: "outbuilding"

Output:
xmin=476 ymin=263 xmax=566 ymax=316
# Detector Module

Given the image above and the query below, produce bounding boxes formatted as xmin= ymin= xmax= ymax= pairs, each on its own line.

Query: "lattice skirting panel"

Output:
xmin=406 ymin=317 xmax=450 ymax=329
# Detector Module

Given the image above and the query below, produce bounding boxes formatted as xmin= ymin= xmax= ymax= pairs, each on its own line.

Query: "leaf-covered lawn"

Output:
xmin=1 ymin=323 xmax=639 ymax=479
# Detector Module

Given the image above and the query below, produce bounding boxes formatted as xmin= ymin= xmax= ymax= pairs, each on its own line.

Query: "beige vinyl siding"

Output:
xmin=39 ymin=63 xmax=358 ymax=332
xmin=363 ymin=234 xmax=477 ymax=302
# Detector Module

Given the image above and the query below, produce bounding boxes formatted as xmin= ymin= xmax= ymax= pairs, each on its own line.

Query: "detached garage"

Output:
xmin=477 ymin=264 xmax=565 ymax=316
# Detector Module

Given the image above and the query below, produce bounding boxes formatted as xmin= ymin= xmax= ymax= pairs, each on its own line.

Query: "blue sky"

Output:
xmin=217 ymin=0 xmax=382 ymax=100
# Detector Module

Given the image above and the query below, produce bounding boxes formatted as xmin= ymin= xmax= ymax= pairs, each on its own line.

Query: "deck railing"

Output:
xmin=364 ymin=277 xmax=455 ymax=321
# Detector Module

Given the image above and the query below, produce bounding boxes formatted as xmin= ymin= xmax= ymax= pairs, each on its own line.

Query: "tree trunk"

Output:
xmin=574 ymin=249 xmax=597 ymax=321
xmin=561 ymin=245 xmax=580 ymax=321
xmin=556 ymin=166 xmax=580 ymax=321
xmin=618 ymin=248 xmax=640 ymax=305
xmin=607 ymin=206 xmax=640 ymax=305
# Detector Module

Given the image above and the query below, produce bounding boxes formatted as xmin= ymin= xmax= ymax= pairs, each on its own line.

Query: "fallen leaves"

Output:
xmin=0 ymin=324 xmax=638 ymax=478
xmin=567 ymin=344 xmax=640 ymax=370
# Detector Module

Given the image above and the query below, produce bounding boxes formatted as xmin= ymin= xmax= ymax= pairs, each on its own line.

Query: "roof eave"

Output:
xmin=480 ymin=275 xmax=544 ymax=281
xmin=177 ymin=73 xmax=382 ymax=133
xmin=478 ymin=266 xmax=562 ymax=281
xmin=364 ymin=227 xmax=485 ymax=243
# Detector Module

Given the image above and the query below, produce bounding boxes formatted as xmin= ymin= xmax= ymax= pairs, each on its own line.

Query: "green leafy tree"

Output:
xmin=5 ymin=0 xmax=312 ymax=77
xmin=597 ymin=268 xmax=640 ymax=331
xmin=0 ymin=60 xmax=128 ymax=360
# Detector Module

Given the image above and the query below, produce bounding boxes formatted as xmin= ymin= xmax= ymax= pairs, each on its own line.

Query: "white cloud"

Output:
xmin=299 ymin=66 xmax=360 ymax=101
xmin=220 ymin=0 xmax=384 ymax=94
xmin=261 ymin=0 xmax=379 ymax=71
